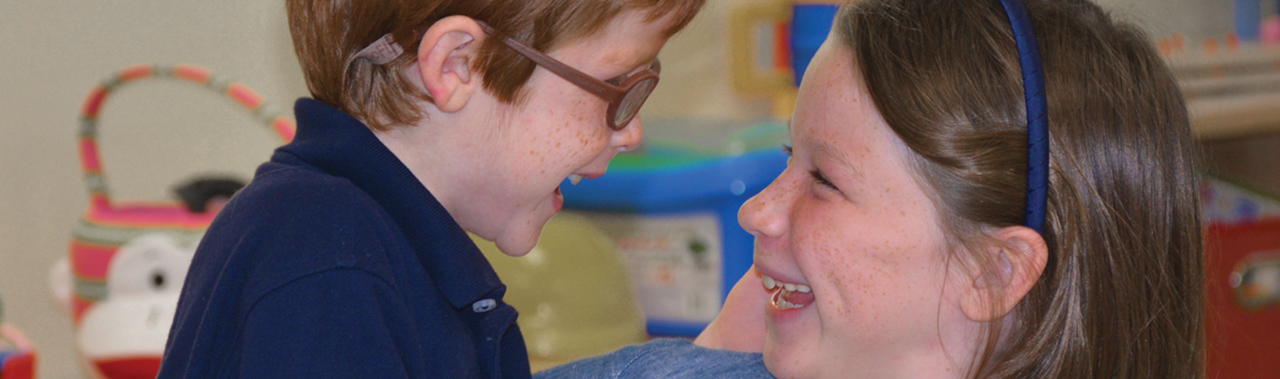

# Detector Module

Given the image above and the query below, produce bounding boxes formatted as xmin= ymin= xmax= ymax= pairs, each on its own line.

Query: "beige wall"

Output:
xmin=0 ymin=0 xmax=1234 ymax=377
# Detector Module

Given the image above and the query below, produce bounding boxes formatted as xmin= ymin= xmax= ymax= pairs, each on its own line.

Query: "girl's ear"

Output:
xmin=960 ymin=226 xmax=1049 ymax=322
xmin=415 ymin=16 xmax=485 ymax=113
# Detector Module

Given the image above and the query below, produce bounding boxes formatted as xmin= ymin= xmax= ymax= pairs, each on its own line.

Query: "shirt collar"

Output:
xmin=280 ymin=98 xmax=504 ymax=310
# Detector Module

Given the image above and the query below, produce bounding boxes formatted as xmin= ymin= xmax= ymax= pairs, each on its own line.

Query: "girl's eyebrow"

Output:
xmin=789 ymin=116 xmax=856 ymax=176
xmin=812 ymin=140 xmax=861 ymax=179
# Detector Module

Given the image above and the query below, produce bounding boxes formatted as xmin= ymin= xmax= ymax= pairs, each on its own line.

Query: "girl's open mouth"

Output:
xmin=762 ymin=274 xmax=815 ymax=310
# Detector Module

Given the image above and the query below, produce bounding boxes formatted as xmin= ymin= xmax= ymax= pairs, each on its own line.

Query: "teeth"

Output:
xmin=774 ymin=296 xmax=802 ymax=309
xmin=761 ymin=274 xmax=810 ymax=293
xmin=569 ymin=174 xmax=583 ymax=185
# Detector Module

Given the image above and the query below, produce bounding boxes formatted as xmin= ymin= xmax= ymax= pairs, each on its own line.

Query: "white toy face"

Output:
xmin=105 ymin=234 xmax=194 ymax=298
xmin=78 ymin=233 xmax=196 ymax=379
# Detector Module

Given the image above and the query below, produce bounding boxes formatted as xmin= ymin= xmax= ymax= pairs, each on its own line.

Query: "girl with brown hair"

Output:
xmin=539 ymin=0 xmax=1204 ymax=377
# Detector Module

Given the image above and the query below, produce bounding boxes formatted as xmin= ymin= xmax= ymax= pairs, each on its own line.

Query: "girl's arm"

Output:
xmin=694 ymin=265 xmax=768 ymax=352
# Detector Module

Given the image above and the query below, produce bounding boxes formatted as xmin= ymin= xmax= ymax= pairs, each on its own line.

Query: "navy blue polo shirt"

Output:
xmin=159 ymin=99 xmax=531 ymax=378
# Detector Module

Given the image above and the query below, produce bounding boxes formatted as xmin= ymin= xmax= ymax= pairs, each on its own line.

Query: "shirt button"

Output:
xmin=472 ymin=299 xmax=497 ymax=313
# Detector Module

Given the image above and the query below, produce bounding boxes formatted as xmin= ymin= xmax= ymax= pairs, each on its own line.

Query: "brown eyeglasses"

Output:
xmin=349 ymin=20 xmax=660 ymax=130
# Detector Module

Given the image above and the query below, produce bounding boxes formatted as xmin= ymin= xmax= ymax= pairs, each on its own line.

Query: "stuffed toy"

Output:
xmin=0 ymin=296 xmax=36 ymax=379
xmin=48 ymin=63 xmax=292 ymax=379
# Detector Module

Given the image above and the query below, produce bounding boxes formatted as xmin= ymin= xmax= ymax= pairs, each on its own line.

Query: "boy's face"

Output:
xmin=460 ymin=10 xmax=679 ymax=256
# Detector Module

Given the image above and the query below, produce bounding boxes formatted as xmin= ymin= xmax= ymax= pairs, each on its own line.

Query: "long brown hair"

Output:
xmin=286 ymin=0 xmax=704 ymax=130
xmin=836 ymin=0 xmax=1204 ymax=377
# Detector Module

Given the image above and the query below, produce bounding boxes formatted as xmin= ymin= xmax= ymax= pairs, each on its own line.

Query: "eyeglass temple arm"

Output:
xmin=474 ymin=20 xmax=621 ymax=101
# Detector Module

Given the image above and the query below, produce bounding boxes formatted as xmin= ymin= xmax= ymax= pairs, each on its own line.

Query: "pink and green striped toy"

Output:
xmin=69 ymin=63 xmax=295 ymax=323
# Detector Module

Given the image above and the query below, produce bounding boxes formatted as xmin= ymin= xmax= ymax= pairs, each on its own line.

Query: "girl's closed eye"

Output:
xmin=809 ymin=169 xmax=838 ymax=192
xmin=780 ymin=144 xmax=840 ymax=193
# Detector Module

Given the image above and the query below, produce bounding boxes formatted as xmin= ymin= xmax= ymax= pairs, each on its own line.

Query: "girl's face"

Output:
xmin=738 ymin=41 xmax=980 ymax=377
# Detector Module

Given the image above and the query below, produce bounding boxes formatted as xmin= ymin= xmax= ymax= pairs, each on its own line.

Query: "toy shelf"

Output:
xmin=1166 ymin=42 xmax=1280 ymax=140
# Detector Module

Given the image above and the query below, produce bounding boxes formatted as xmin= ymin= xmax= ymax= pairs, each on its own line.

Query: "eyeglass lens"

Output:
xmin=614 ymin=78 xmax=658 ymax=128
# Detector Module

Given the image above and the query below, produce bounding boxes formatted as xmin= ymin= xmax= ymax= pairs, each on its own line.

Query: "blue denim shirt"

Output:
xmin=535 ymin=339 xmax=773 ymax=378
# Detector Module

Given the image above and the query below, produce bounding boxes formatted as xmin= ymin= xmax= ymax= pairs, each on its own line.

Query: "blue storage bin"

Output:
xmin=790 ymin=3 xmax=840 ymax=86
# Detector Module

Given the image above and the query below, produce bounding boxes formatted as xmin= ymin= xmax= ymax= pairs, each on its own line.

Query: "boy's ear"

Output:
xmin=959 ymin=226 xmax=1049 ymax=322
xmin=416 ymin=16 xmax=485 ymax=113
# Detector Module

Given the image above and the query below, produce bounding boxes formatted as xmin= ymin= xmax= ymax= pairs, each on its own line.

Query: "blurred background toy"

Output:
xmin=60 ymin=234 xmax=193 ymax=378
xmin=1262 ymin=16 xmax=1280 ymax=44
xmin=1203 ymin=175 xmax=1280 ymax=224
xmin=471 ymin=213 xmax=648 ymax=372
xmin=1205 ymin=216 xmax=1280 ymax=378
xmin=729 ymin=0 xmax=840 ymax=119
xmin=48 ymin=63 xmax=293 ymax=379
xmin=1237 ymin=0 xmax=1280 ymax=42
xmin=0 ymin=296 xmax=37 ymax=379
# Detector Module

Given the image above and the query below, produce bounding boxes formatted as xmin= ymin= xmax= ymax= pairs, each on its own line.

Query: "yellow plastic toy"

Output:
xmin=729 ymin=0 xmax=841 ymax=119
xmin=470 ymin=212 xmax=649 ymax=372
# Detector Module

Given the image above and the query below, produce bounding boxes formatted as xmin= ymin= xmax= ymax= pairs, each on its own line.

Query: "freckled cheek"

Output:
xmin=520 ymin=102 xmax=612 ymax=170
xmin=791 ymin=225 xmax=866 ymax=318
xmin=791 ymin=208 xmax=903 ymax=300
xmin=793 ymin=225 xmax=849 ymax=270
xmin=788 ymin=208 xmax=845 ymax=270
xmin=557 ymin=97 xmax=611 ymax=138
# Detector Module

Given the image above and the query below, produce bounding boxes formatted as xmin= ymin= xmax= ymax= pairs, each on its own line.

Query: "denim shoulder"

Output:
xmin=534 ymin=338 xmax=773 ymax=379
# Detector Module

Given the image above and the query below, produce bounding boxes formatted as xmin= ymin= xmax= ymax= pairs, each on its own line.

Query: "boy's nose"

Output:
xmin=612 ymin=116 xmax=644 ymax=152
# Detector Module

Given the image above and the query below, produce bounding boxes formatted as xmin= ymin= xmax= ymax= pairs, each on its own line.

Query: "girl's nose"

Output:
xmin=739 ymin=168 xmax=795 ymax=239
xmin=611 ymin=115 xmax=644 ymax=152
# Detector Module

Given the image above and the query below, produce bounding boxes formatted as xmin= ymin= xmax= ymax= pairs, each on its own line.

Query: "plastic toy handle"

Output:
xmin=729 ymin=0 xmax=794 ymax=95
xmin=47 ymin=256 xmax=73 ymax=315
xmin=76 ymin=63 xmax=296 ymax=206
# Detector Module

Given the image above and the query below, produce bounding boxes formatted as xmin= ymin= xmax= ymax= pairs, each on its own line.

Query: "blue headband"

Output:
xmin=997 ymin=0 xmax=1049 ymax=235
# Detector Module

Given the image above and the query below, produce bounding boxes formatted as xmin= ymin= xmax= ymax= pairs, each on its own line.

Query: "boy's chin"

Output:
xmin=492 ymin=228 xmax=543 ymax=257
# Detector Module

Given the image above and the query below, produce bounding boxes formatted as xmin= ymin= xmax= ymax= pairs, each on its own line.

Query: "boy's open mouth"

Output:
xmin=762 ymin=274 xmax=815 ymax=309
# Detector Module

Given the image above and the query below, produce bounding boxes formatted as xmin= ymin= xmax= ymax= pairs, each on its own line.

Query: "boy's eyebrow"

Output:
xmin=605 ymin=46 xmax=661 ymax=72
xmin=617 ymin=55 xmax=658 ymax=73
